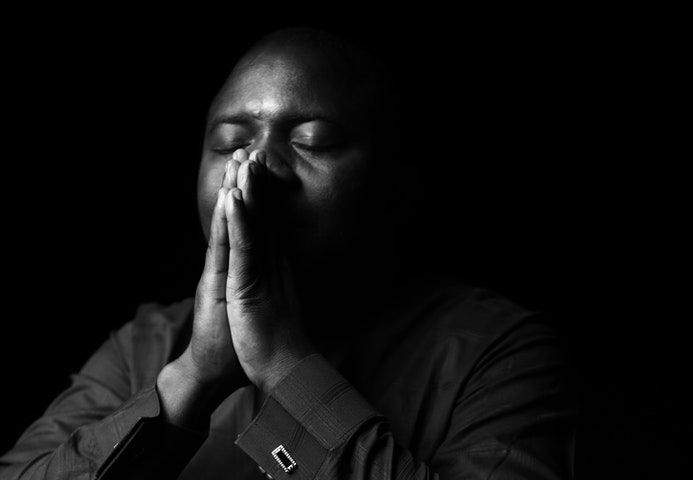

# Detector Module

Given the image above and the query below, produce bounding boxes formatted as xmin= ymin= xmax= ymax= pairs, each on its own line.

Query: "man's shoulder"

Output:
xmin=128 ymin=297 xmax=195 ymax=332
xmin=110 ymin=297 xmax=194 ymax=357
xmin=104 ymin=298 xmax=194 ymax=387
xmin=367 ymin=276 xmax=562 ymax=399
xmin=402 ymin=276 xmax=543 ymax=344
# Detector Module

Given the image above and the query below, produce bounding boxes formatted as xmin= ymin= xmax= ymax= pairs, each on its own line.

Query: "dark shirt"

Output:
xmin=0 ymin=277 xmax=575 ymax=479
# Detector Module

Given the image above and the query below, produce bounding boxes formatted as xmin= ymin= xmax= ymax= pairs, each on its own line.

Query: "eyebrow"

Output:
xmin=207 ymin=111 xmax=344 ymax=134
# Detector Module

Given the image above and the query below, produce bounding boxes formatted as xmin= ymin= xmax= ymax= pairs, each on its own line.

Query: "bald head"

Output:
xmin=209 ymin=28 xmax=395 ymax=145
xmin=238 ymin=28 xmax=386 ymax=99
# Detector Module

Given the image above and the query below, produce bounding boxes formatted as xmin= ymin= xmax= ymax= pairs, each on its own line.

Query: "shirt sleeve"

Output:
xmin=236 ymin=321 xmax=575 ymax=480
xmin=236 ymin=354 xmax=438 ymax=480
xmin=0 ymin=329 xmax=205 ymax=480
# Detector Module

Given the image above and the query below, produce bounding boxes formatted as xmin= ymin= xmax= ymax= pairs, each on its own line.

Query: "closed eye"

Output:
xmin=290 ymin=141 xmax=342 ymax=154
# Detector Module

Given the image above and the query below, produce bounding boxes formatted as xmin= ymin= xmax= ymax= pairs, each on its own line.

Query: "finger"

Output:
xmin=250 ymin=151 xmax=281 ymax=262
xmin=224 ymin=188 xmax=259 ymax=301
xmin=233 ymin=148 xmax=249 ymax=163
xmin=243 ymin=150 xmax=270 ymax=217
xmin=222 ymin=158 xmax=241 ymax=190
xmin=211 ymin=161 xmax=235 ymax=243
xmin=237 ymin=155 xmax=267 ymax=221
xmin=199 ymin=165 xmax=232 ymax=302
xmin=248 ymin=149 xmax=263 ymax=163
xmin=251 ymin=150 xmax=271 ymax=194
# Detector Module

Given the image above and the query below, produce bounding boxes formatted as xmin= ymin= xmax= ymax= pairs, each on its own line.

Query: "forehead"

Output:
xmin=210 ymin=49 xmax=366 ymax=126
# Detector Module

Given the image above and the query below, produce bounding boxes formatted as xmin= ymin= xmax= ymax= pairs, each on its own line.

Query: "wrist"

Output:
xmin=255 ymin=340 xmax=315 ymax=394
xmin=156 ymin=353 xmax=227 ymax=431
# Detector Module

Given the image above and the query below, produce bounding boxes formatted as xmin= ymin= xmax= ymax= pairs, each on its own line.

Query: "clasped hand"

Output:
xmin=159 ymin=149 xmax=313 ymax=428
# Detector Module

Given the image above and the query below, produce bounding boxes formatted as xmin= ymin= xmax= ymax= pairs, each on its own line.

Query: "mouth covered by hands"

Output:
xmin=218 ymin=148 xmax=314 ymax=393
xmin=159 ymin=148 xmax=315 ymax=429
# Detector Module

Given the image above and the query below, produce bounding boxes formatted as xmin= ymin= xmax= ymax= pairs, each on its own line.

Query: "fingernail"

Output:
xmin=232 ymin=188 xmax=243 ymax=201
xmin=249 ymin=161 xmax=259 ymax=176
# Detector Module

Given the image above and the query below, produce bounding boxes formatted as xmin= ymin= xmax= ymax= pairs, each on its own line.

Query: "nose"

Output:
xmin=249 ymin=134 xmax=300 ymax=189
xmin=247 ymin=138 xmax=302 ymax=228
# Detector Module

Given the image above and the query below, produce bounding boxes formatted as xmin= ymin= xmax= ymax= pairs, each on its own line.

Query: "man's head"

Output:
xmin=197 ymin=28 xmax=401 ymax=270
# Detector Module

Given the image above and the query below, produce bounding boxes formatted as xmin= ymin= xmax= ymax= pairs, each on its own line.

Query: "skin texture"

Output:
xmin=156 ymin=37 xmax=400 ymax=430
xmin=198 ymin=44 xmax=382 ymax=269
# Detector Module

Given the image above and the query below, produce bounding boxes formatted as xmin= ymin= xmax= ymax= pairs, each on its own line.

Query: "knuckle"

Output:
xmin=195 ymin=277 xmax=225 ymax=306
xmin=227 ymin=274 xmax=264 ymax=305
xmin=202 ymin=258 xmax=227 ymax=278
xmin=229 ymin=236 xmax=254 ymax=254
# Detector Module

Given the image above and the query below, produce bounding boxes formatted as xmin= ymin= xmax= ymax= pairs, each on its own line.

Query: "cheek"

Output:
xmin=300 ymin=154 xmax=373 ymax=224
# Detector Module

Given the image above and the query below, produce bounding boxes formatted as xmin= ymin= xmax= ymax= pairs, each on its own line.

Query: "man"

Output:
xmin=0 ymin=28 xmax=575 ymax=479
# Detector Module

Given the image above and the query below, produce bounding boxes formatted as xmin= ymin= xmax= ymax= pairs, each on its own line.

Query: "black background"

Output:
xmin=0 ymin=7 xmax=684 ymax=479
